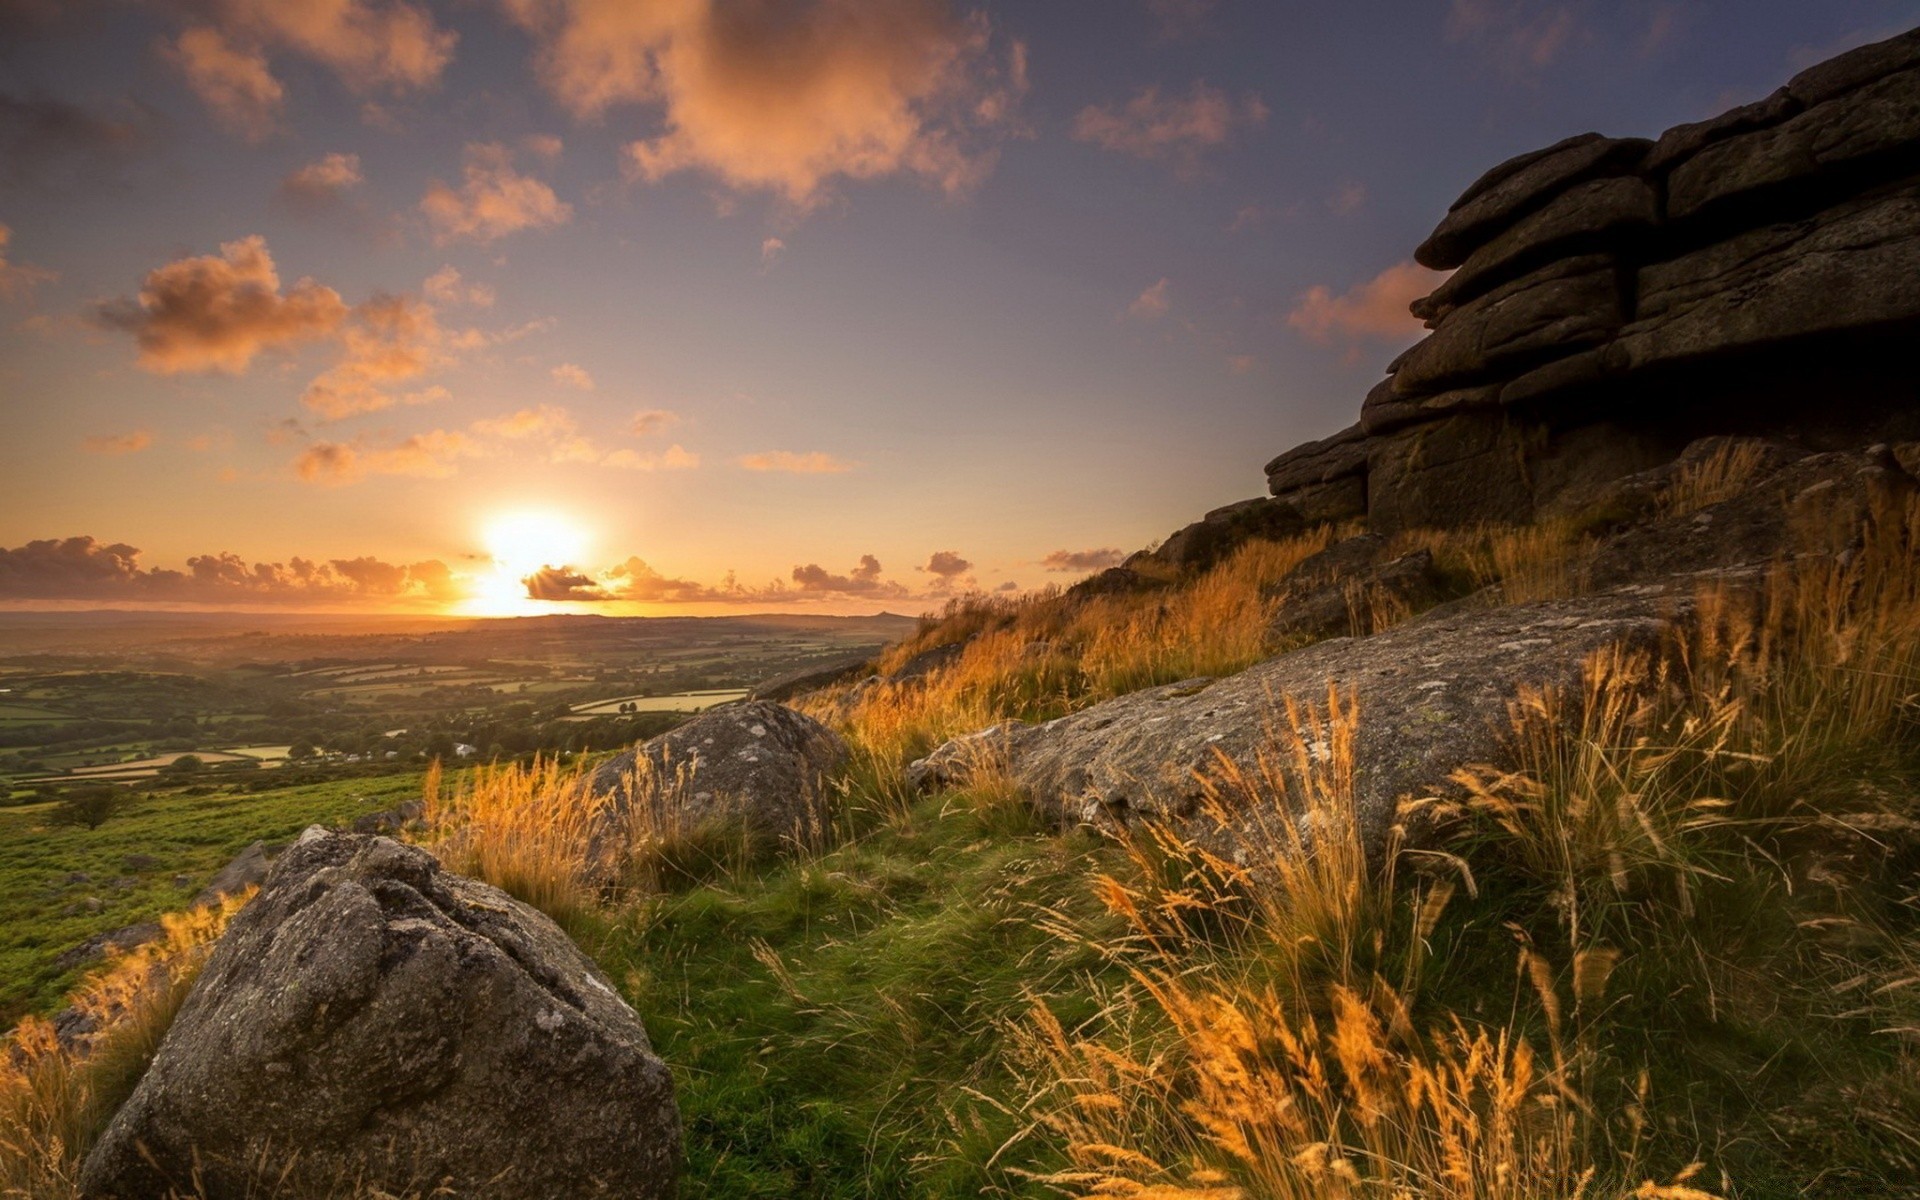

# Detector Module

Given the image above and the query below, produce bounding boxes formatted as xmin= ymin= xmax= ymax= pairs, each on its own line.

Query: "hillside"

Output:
xmin=8 ymin=26 xmax=1920 ymax=1200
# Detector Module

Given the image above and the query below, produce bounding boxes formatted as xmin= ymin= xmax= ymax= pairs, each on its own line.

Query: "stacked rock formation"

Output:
xmin=1263 ymin=26 xmax=1920 ymax=533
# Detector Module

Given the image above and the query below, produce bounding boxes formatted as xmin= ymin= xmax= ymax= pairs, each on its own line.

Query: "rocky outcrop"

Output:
xmin=749 ymin=656 xmax=872 ymax=703
xmin=1265 ymin=27 xmax=1920 ymax=534
xmin=590 ymin=700 xmax=847 ymax=854
xmin=912 ymin=584 xmax=1687 ymax=858
xmin=1266 ymin=537 xmax=1449 ymax=642
xmin=80 ymin=829 xmax=679 ymax=1200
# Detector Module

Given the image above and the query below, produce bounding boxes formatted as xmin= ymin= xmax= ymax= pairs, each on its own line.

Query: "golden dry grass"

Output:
xmin=0 ymin=893 xmax=251 ymax=1199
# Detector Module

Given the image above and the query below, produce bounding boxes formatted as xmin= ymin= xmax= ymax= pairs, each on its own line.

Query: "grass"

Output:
xmin=5 ymin=478 xmax=1916 ymax=1197
xmin=0 ymin=771 xmax=424 ymax=1024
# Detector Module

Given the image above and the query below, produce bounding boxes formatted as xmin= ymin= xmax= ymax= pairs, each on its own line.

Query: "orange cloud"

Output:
xmin=279 ymin=151 xmax=363 ymax=210
xmin=0 ymin=535 xmax=461 ymax=606
xmin=1287 ymin=260 xmax=1445 ymax=349
xmin=550 ymin=362 xmax=594 ymax=390
xmin=791 ymin=554 xmax=906 ymax=597
xmin=1042 ymin=547 xmax=1124 ymax=572
xmin=195 ymin=0 xmax=455 ymax=92
xmin=420 ymin=141 xmax=572 ymax=244
xmin=506 ymin=0 xmax=1028 ymax=210
xmin=301 ymin=292 xmax=449 ymax=418
xmin=603 ymin=444 xmax=699 ymax=471
xmin=292 ymin=429 xmax=475 ymax=484
xmin=628 ymin=408 xmax=681 ymax=437
xmin=96 ymin=235 xmax=348 ymax=374
xmin=473 ymin=404 xmax=576 ymax=439
xmin=167 ymin=27 xmax=284 ymax=141
xmin=1072 ymin=81 xmax=1266 ymax=170
xmin=81 ymin=430 xmax=154 ymax=456
xmin=1127 ymin=277 xmax=1170 ymax=320
xmin=0 ymin=223 xmax=57 ymax=302
xmin=738 ymin=450 xmax=856 ymax=474
xmin=422 ymin=265 xmax=495 ymax=308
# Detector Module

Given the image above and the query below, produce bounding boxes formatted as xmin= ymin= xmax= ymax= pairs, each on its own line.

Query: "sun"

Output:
xmin=461 ymin=510 xmax=593 ymax=617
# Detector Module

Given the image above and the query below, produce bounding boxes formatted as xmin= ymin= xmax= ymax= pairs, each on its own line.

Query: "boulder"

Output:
xmin=349 ymin=798 xmax=424 ymax=835
xmin=1666 ymin=64 xmax=1920 ymax=221
xmin=1644 ymin=87 xmax=1800 ymax=173
xmin=911 ymin=585 xmax=1688 ymax=860
xmin=79 ymin=829 xmax=679 ymax=1199
xmin=589 ymin=700 xmax=847 ymax=851
xmin=1621 ymin=180 xmax=1920 ymax=373
xmin=1147 ymin=497 xmax=1311 ymax=573
xmin=188 ymin=840 xmax=271 ymax=909
xmin=1364 ymin=412 xmax=1537 ymax=533
xmin=1786 ymin=25 xmax=1920 ymax=107
xmin=888 ymin=641 xmax=966 ymax=685
xmin=1264 ymin=424 xmax=1368 ymax=492
xmin=1413 ymin=175 xmax=1657 ymax=320
xmin=1416 ymin=135 xmax=1649 ymax=269
xmin=1391 ymin=255 xmax=1623 ymax=396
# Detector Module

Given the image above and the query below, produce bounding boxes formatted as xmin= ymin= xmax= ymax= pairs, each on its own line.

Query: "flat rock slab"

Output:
xmin=80 ymin=830 xmax=680 ymax=1200
xmin=912 ymin=586 xmax=1689 ymax=857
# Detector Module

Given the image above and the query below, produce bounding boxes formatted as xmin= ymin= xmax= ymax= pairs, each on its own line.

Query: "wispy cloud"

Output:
xmin=0 ymin=223 xmax=56 ymax=301
xmin=1073 ymin=81 xmax=1266 ymax=172
xmin=550 ymin=362 xmax=595 ymax=390
xmin=1042 ymin=547 xmax=1124 ymax=572
xmin=738 ymin=450 xmax=856 ymax=474
xmin=292 ymin=429 xmax=477 ymax=484
xmin=1287 ymin=260 xmax=1444 ymax=353
xmin=1445 ymin=0 xmax=1582 ymax=72
xmin=278 ymin=152 xmax=364 ymax=210
xmin=1127 ymin=277 xmax=1171 ymax=320
xmin=81 ymin=430 xmax=154 ymax=456
xmin=420 ymin=141 xmax=572 ymax=244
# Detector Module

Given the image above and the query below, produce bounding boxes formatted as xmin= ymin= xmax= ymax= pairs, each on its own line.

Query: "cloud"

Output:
xmin=760 ymin=236 xmax=785 ymax=266
xmin=81 ymin=430 xmax=154 ymax=456
xmin=1042 ymin=547 xmax=1125 ymax=573
xmin=1143 ymin=0 xmax=1216 ymax=39
xmin=0 ymin=534 xmax=461 ymax=606
xmin=1327 ymin=180 xmax=1367 ymax=216
xmin=166 ymin=0 xmax=456 ymax=136
xmin=738 ymin=450 xmax=856 ymax=474
xmin=0 ymin=222 xmax=56 ymax=301
xmin=1227 ymin=353 xmax=1258 ymax=376
xmin=473 ymin=404 xmax=574 ymax=439
xmin=292 ymin=428 xmax=475 ymax=484
xmin=602 ymin=444 xmax=698 ymax=471
xmin=550 ymin=362 xmax=594 ymax=390
xmin=95 ymin=235 xmax=348 ymax=374
xmin=921 ymin=550 xmax=972 ymax=578
xmin=1127 ymin=277 xmax=1170 ymax=320
xmin=1072 ymin=81 xmax=1266 ymax=171
xmin=422 ymin=265 xmax=494 ymax=307
xmin=167 ymin=26 xmax=284 ymax=141
xmin=301 ymin=292 xmax=448 ymax=418
xmin=420 ymin=141 xmax=572 ymax=244
xmin=628 ymin=408 xmax=681 ymax=437
xmin=278 ymin=151 xmax=363 ymax=212
xmin=1445 ymin=0 xmax=1581 ymax=71
xmin=0 ymin=91 xmax=149 ymax=191
xmin=1287 ymin=260 xmax=1446 ymax=350
xmin=527 ymin=556 xmax=736 ymax=605
xmin=505 ymin=0 xmax=1028 ymax=211
xmin=792 ymin=554 xmax=906 ymax=597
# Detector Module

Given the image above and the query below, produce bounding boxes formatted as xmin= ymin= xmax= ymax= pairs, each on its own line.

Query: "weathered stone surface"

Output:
xmin=750 ymin=656 xmax=872 ymax=703
xmin=53 ymin=921 xmax=163 ymax=972
xmin=1359 ymin=379 xmax=1500 ymax=437
xmin=1264 ymin=424 xmax=1368 ymax=491
xmin=349 ymin=798 xmax=424 ymax=835
xmin=1277 ymin=475 xmax=1369 ymax=525
xmin=889 ymin=642 xmax=966 ymax=684
xmin=189 ymin=840 xmax=271 ymax=909
xmin=1622 ymin=181 xmax=1920 ymax=371
xmin=1787 ymin=26 xmax=1920 ymax=106
xmin=1268 ymin=542 xmax=1448 ymax=642
xmin=1365 ymin=413 xmax=1536 ymax=532
xmin=1391 ymin=256 xmax=1622 ymax=396
xmin=1150 ymin=497 xmax=1310 ymax=571
xmin=590 ymin=700 xmax=846 ymax=845
xmin=79 ymin=830 xmax=679 ymax=1200
xmin=1645 ymin=87 xmax=1800 ymax=172
xmin=911 ymin=586 xmax=1686 ymax=857
xmin=1417 ymin=136 xmax=1649 ymax=269
xmin=1416 ymin=176 xmax=1658 ymax=320
xmin=1667 ymin=65 xmax=1920 ymax=221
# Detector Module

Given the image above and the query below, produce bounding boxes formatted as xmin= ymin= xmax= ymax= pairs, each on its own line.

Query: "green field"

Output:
xmin=0 ymin=771 xmax=426 ymax=1023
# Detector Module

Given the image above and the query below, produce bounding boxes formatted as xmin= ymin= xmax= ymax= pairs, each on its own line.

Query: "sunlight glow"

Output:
xmin=462 ymin=510 xmax=593 ymax=617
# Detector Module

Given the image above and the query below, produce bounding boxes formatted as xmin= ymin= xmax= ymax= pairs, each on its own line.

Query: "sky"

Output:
xmin=2 ymin=0 xmax=1917 ymax=617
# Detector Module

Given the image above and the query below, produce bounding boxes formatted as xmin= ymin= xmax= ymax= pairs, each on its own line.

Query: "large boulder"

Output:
xmin=590 ymin=700 xmax=847 ymax=849
xmin=911 ymin=584 xmax=1688 ymax=860
xmin=79 ymin=829 xmax=679 ymax=1199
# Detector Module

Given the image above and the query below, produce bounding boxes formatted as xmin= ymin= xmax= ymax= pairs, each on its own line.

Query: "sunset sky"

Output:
xmin=2 ymin=0 xmax=1915 ymax=616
